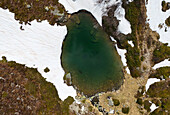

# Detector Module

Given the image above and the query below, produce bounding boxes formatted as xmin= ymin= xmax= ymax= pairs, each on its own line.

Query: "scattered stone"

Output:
xmin=45 ymin=6 xmax=49 ymax=11
xmin=64 ymin=73 xmax=72 ymax=85
xmin=26 ymin=4 xmax=31 ymax=9
xmin=0 ymin=77 xmax=5 ymax=80
xmin=108 ymin=98 xmax=114 ymax=106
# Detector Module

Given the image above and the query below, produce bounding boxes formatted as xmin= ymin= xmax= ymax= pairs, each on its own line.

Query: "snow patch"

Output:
xmin=145 ymin=78 xmax=160 ymax=91
xmin=0 ymin=8 xmax=76 ymax=101
xmin=128 ymin=41 xmax=134 ymax=47
xmin=115 ymin=45 xmax=127 ymax=66
xmin=126 ymin=67 xmax=131 ymax=74
xmin=110 ymin=36 xmax=117 ymax=42
xmin=115 ymin=45 xmax=130 ymax=74
xmin=150 ymin=103 xmax=159 ymax=112
xmin=110 ymin=37 xmax=131 ymax=74
xmin=153 ymin=59 xmax=170 ymax=69
xmin=114 ymin=4 xmax=132 ymax=34
xmin=146 ymin=0 xmax=170 ymax=46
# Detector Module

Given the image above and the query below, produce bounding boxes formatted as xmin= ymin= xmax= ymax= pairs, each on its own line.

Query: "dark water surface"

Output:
xmin=61 ymin=11 xmax=124 ymax=96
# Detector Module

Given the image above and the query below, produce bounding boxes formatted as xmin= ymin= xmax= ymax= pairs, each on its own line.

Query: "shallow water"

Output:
xmin=61 ymin=11 xmax=124 ymax=96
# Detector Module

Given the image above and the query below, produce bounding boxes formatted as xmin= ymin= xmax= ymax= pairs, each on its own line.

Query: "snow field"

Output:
xmin=0 ymin=8 xmax=76 ymax=101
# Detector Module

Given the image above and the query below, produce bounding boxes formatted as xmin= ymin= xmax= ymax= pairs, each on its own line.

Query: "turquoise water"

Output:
xmin=61 ymin=11 xmax=124 ymax=96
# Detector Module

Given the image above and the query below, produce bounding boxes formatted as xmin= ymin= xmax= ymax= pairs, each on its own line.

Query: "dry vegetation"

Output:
xmin=165 ymin=16 xmax=170 ymax=27
xmin=0 ymin=0 xmax=68 ymax=26
xmin=0 ymin=57 xmax=75 ymax=115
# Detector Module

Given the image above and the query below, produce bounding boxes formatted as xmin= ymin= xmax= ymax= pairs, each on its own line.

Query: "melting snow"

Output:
xmin=0 ymin=8 xmax=76 ymax=101
xmin=145 ymin=78 xmax=160 ymax=91
xmin=110 ymin=36 xmax=117 ymax=42
xmin=115 ymin=44 xmax=130 ymax=74
xmin=114 ymin=4 xmax=132 ymax=34
xmin=146 ymin=0 xmax=170 ymax=74
xmin=128 ymin=41 xmax=134 ymax=47
xmin=153 ymin=59 xmax=170 ymax=69
xmin=115 ymin=45 xmax=127 ymax=66
xmin=150 ymin=103 xmax=159 ymax=112
xmin=59 ymin=0 xmax=131 ymax=34
xmin=59 ymin=0 xmax=119 ymax=25
xmin=146 ymin=0 xmax=170 ymax=46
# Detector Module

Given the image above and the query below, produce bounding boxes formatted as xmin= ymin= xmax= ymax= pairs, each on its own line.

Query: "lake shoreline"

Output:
xmin=61 ymin=10 xmax=125 ymax=97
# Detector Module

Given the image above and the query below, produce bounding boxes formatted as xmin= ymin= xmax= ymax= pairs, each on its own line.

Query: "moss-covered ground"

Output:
xmin=0 ymin=0 xmax=67 ymax=26
xmin=149 ymin=67 xmax=170 ymax=80
xmin=152 ymin=43 xmax=170 ymax=64
xmin=146 ymin=80 xmax=170 ymax=114
xmin=0 ymin=57 xmax=75 ymax=114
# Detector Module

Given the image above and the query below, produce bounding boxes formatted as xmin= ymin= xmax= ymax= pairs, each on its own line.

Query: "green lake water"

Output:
xmin=61 ymin=11 xmax=124 ymax=96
